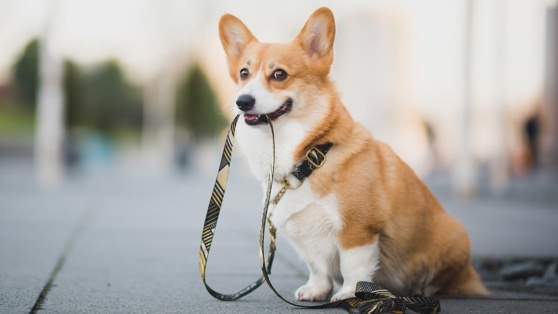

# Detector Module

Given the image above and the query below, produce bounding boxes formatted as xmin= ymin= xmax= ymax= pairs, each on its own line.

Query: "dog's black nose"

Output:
xmin=236 ymin=94 xmax=255 ymax=111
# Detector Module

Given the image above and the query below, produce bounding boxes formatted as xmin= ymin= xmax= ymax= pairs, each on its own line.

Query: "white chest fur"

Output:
xmin=235 ymin=118 xmax=343 ymax=283
xmin=236 ymin=118 xmax=306 ymax=182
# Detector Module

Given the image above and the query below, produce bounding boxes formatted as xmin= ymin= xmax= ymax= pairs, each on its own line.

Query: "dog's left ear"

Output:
xmin=294 ymin=7 xmax=336 ymax=71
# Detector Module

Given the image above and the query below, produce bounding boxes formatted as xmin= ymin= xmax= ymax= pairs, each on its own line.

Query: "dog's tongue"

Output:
xmin=244 ymin=114 xmax=260 ymax=121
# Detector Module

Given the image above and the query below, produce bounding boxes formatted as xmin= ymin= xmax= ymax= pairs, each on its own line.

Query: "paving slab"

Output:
xmin=0 ymin=186 xmax=90 ymax=313
xmin=28 ymin=174 xmax=309 ymax=313
xmin=1 ymin=157 xmax=558 ymax=313
xmin=438 ymin=195 xmax=558 ymax=257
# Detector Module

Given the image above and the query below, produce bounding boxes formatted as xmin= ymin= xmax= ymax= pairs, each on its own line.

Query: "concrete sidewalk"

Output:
xmin=1 ymin=159 xmax=557 ymax=313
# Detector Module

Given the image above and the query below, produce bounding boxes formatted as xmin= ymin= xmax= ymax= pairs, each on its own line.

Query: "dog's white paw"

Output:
xmin=330 ymin=289 xmax=355 ymax=302
xmin=295 ymin=284 xmax=331 ymax=301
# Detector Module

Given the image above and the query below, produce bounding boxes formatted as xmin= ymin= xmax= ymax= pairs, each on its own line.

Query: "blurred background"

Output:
xmin=1 ymin=0 xmax=557 ymax=194
xmin=2 ymin=2 xmax=558 ymax=310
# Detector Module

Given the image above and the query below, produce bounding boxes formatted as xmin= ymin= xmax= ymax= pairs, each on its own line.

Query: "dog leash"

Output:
xmin=198 ymin=115 xmax=269 ymax=301
xmin=198 ymin=115 xmax=441 ymax=314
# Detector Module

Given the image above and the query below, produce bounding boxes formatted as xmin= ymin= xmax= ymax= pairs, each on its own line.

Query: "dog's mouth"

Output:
xmin=243 ymin=99 xmax=292 ymax=126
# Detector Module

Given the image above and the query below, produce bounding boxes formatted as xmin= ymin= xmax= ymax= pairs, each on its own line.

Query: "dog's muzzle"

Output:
xmin=242 ymin=98 xmax=293 ymax=126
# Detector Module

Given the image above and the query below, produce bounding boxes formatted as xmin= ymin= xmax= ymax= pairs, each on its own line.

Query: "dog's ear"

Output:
xmin=294 ymin=7 xmax=336 ymax=70
xmin=219 ymin=14 xmax=257 ymax=64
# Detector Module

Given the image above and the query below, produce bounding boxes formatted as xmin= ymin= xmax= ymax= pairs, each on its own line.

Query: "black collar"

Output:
xmin=291 ymin=143 xmax=333 ymax=181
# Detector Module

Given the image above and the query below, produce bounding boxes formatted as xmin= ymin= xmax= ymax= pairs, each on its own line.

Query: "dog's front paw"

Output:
xmin=295 ymin=284 xmax=331 ymax=302
xmin=330 ymin=289 xmax=355 ymax=302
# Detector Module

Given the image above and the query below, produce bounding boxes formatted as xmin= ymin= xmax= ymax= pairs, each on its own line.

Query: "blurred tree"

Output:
xmin=63 ymin=59 xmax=84 ymax=130
xmin=12 ymin=38 xmax=39 ymax=108
xmin=176 ymin=63 xmax=226 ymax=140
xmin=81 ymin=60 xmax=143 ymax=135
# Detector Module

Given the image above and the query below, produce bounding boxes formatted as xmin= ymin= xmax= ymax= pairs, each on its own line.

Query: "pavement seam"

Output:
xmin=29 ymin=205 xmax=97 ymax=314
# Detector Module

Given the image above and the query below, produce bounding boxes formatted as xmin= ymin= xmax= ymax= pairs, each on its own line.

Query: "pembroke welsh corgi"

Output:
xmin=218 ymin=7 xmax=488 ymax=302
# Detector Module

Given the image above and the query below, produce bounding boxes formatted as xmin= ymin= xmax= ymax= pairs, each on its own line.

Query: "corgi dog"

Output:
xmin=218 ymin=7 xmax=488 ymax=302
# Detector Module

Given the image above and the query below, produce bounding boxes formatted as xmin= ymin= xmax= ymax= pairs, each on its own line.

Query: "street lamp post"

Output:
xmin=35 ymin=1 xmax=64 ymax=188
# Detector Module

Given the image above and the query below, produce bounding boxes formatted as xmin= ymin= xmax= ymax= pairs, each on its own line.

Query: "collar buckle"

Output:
xmin=306 ymin=147 xmax=326 ymax=169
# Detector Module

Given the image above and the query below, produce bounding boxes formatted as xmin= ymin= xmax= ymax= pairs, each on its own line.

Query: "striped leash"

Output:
xmin=198 ymin=115 xmax=441 ymax=313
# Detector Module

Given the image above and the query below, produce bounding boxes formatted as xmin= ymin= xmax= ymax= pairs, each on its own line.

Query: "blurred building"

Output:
xmin=201 ymin=0 xmax=554 ymax=190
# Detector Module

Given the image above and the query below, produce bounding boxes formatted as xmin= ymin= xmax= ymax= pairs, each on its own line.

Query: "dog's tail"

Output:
xmin=441 ymin=261 xmax=489 ymax=296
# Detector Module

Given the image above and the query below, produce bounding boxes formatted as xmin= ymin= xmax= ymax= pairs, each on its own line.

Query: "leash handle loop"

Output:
xmin=198 ymin=115 xmax=271 ymax=301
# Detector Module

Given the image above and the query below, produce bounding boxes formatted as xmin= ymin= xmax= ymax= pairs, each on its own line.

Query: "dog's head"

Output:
xmin=219 ymin=7 xmax=336 ymax=126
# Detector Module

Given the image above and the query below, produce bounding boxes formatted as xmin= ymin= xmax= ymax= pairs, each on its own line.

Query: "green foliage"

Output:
xmin=176 ymin=63 xmax=226 ymax=139
xmin=63 ymin=60 xmax=84 ymax=130
xmin=79 ymin=60 xmax=143 ymax=135
xmin=7 ymin=39 xmax=143 ymax=138
xmin=12 ymin=39 xmax=39 ymax=108
xmin=0 ymin=102 xmax=35 ymax=136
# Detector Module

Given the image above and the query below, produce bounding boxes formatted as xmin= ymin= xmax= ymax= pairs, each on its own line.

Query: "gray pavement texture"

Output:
xmin=1 ymin=157 xmax=558 ymax=313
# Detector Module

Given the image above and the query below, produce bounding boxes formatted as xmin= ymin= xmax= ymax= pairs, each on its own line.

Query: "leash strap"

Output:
xmin=199 ymin=115 xmax=441 ymax=313
xmin=198 ymin=115 xmax=273 ymax=301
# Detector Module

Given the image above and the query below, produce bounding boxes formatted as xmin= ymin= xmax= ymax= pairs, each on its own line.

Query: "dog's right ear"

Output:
xmin=219 ymin=14 xmax=257 ymax=67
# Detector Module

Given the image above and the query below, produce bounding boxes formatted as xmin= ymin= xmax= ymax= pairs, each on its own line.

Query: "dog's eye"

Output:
xmin=240 ymin=68 xmax=249 ymax=80
xmin=271 ymin=69 xmax=287 ymax=81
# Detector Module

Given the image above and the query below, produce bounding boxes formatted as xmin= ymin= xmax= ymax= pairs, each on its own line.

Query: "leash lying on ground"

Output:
xmin=198 ymin=115 xmax=441 ymax=314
